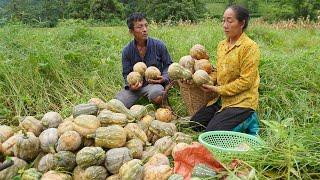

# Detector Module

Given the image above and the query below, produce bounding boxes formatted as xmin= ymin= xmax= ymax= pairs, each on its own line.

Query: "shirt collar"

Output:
xmin=133 ymin=37 xmax=149 ymax=48
xmin=222 ymin=32 xmax=247 ymax=52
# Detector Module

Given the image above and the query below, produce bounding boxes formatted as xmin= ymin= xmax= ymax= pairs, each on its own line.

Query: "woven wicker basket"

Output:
xmin=178 ymin=81 xmax=218 ymax=116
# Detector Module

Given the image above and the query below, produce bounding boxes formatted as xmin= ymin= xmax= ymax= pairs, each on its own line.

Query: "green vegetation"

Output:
xmin=0 ymin=20 xmax=319 ymax=178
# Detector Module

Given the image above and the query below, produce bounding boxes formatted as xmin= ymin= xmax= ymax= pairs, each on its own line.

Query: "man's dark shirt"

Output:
xmin=121 ymin=37 xmax=173 ymax=89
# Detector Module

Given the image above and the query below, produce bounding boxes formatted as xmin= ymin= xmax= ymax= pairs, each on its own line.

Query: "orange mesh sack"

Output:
xmin=173 ymin=142 xmax=224 ymax=180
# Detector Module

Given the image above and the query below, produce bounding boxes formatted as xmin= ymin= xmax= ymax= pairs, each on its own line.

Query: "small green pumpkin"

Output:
xmin=76 ymin=147 xmax=105 ymax=169
xmin=73 ymin=103 xmax=99 ymax=118
xmin=37 ymin=153 xmax=55 ymax=173
xmin=105 ymin=147 xmax=132 ymax=174
xmin=97 ymin=110 xmax=128 ymax=127
xmin=191 ymin=163 xmax=217 ymax=178
xmin=192 ymin=70 xmax=213 ymax=86
xmin=41 ymin=112 xmax=63 ymax=128
xmin=168 ymin=63 xmax=193 ymax=81
xmin=84 ymin=166 xmax=108 ymax=180
xmin=124 ymin=123 xmax=149 ymax=145
xmin=39 ymin=128 xmax=58 ymax=153
xmin=21 ymin=168 xmax=42 ymax=180
xmin=54 ymin=151 xmax=76 ymax=172
xmin=13 ymin=132 xmax=40 ymax=161
xmin=106 ymin=99 xmax=135 ymax=121
xmin=154 ymin=136 xmax=176 ymax=156
xmin=72 ymin=166 xmax=85 ymax=180
xmin=173 ymin=132 xmax=193 ymax=144
xmin=149 ymin=120 xmax=177 ymax=138
xmin=88 ymin=126 xmax=127 ymax=149
xmin=125 ymin=139 xmax=143 ymax=159
xmin=119 ymin=159 xmax=144 ymax=180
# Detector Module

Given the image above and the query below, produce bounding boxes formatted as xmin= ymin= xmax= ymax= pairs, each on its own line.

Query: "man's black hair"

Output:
xmin=127 ymin=12 xmax=146 ymax=30
xmin=228 ymin=5 xmax=250 ymax=30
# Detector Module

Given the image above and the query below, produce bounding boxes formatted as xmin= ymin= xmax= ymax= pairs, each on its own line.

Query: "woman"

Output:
xmin=191 ymin=5 xmax=260 ymax=132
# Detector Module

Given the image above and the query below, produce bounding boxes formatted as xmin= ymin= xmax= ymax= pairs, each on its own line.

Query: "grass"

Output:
xmin=0 ymin=19 xmax=319 ymax=178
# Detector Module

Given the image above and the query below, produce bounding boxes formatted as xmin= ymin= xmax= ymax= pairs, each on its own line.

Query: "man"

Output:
xmin=116 ymin=12 xmax=173 ymax=108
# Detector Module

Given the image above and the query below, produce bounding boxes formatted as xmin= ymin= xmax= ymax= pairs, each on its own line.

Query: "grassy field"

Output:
xmin=0 ymin=20 xmax=319 ymax=178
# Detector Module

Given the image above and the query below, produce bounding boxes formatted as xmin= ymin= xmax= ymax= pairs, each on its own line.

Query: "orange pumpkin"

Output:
xmin=155 ymin=108 xmax=173 ymax=123
xmin=190 ymin=44 xmax=209 ymax=60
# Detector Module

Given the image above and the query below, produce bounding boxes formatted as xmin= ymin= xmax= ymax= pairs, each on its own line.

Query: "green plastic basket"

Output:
xmin=198 ymin=131 xmax=263 ymax=153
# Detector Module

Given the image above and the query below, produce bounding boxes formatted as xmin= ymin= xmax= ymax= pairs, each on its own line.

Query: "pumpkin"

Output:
xmin=21 ymin=168 xmax=43 ymax=180
xmin=124 ymin=123 xmax=149 ymax=145
xmin=97 ymin=110 xmax=128 ymax=127
xmin=41 ymin=170 xmax=72 ymax=180
xmin=106 ymin=99 xmax=135 ymax=120
xmin=144 ymin=153 xmax=169 ymax=167
xmin=155 ymin=108 xmax=173 ymax=123
xmin=137 ymin=115 xmax=154 ymax=133
xmin=168 ymin=63 xmax=193 ymax=81
xmin=171 ymin=143 xmax=189 ymax=157
xmin=194 ymin=59 xmax=213 ymax=74
xmin=141 ymin=146 xmax=159 ymax=160
xmin=73 ymin=115 xmax=100 ymax=137
xmin=37 ymin=153 xmax=55 ymax=173
xmin=54 ymin=151 xmax=76 ymax=172
xmin=0 ymin=125 xmax=13 ymax=143
xmin=13 ymin=132 xmax=40 ymax=161
xmin=32 ymin=152 xmax=45 ymax=169
xmin=189 ymin=44 xmax=209 ymax=60
xmin=149 ymin=120 xmax=177 ymax=137
xmin=84 ymin=166 xmax=108 ymax=180
xmin=73 ymin=103 xmax=99 ymax=118
xmin=56 ymin=131 xmax=82 ymax=152
xmin=133 ymin=62 xmax=147 ymax=76
xmin=39 ymin=128 xmax=58 ymax=153
xmin=57 ymin=120 xmax=74 ymax=136
xmin=119 ymin=159 xmax=144 ymax=180
xmin=179 ymin=55 xmax=195 ymax=73
xmin=168 ymin=174 xmax=184 ymax=180
xmin=19 ymin=116 xmax=43 ymax=136
xmin=89 ymin=125 xmax=126 ymax=149
xmin=126 ymin=139 xmax=144 ymax=159
xmin=41 ymin=112 xmax=63 ymax=128
xmin=88 ymin=97 xmax=108 ymax=110
xmin=127 ymin=71 xmax=143 ymax=86
xmin=144 ymin=165 xmax=172 ymax=180
xmin=144 ymin=66 xmax=161 ymax=81
xmin=173 ymin=132 xmax=193 ymax=144
xmin=73 ymin=166 xmax=85 ymax=180
xmin=106 ymin=174 xmax=120 ymax=180
xmin=76 ymin=147 xmax=105 ymax=169
xmin=154 ymin=136 xmax=176 ymax=156
xmin=129 ymin=105 xmax=149 ymax=120
xmin=0 ymin=157 xmax=27 ymax=180
xmin=105 ymin=147 xmax=132 ymax=174
xmin=192 ymin=70 xmax=214 ymax=86
xmin=191 ymin=163 xmax=217 ymax=178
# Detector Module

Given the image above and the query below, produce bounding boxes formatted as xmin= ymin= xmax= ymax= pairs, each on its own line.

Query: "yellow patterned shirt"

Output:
xmin=212 ymin=33 xmax=260 ymax=110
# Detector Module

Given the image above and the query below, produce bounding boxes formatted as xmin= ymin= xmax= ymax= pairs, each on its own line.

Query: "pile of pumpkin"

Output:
xmin=168 ymin=44 xmax=216 ymax=86
xmin=0 ymin=97 xmax=209 ymax=180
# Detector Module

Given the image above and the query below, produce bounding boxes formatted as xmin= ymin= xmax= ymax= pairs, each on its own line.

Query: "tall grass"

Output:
xmin=0 ymin=20 xmax=319 ymax=178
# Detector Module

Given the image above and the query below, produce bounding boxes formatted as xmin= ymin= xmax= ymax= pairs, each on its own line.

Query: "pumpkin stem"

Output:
xmin=49 ymin=145 xmax=56 ymax=154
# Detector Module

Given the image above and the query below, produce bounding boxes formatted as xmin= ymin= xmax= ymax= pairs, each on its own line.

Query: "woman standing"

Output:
xmin=191 ymin=5 xmax=260 ymax=132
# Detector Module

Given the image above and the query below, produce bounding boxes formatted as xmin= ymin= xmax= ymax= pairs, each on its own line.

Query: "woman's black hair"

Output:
xmin=228 ymin=5 xmax=250 ymax=30
xmin=127 ymin=12 xmax=146 ymax=30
